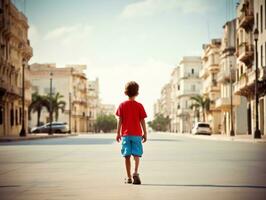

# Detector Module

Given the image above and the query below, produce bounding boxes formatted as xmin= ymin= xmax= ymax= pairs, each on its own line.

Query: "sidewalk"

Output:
xmin=179 ymin=133 xmax=266 ymax=143
xmin=0 ymin=133 xmax=79 ymax=142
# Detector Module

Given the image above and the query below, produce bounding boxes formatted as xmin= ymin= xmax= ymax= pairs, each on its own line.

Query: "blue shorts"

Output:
xmin=121 ymin=136 xmax=143 ymax=157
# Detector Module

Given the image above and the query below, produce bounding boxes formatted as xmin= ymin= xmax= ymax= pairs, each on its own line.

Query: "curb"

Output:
xmin=156 ymin=132 xmax=266 ymax=143
xmin=0 ymin=134 xmax=79 ymax=143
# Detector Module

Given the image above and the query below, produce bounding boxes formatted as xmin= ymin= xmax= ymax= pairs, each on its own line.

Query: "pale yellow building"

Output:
xmin=169 ymin=67 xmax=179 ymax=132
xmin=29 ymin=63 xmax=88 ymax=133
xmin=0 ymin=0 xmax=33 ymax=136
xmin=216 ymin=19 xmax=248 ymax=136
xmin=200 ymin=39 xmax=222 ymax=134
xmin=153 ymin=83 xmax=172 ymax=131
xmin=87 ymin=78 xmax=100 ymax=132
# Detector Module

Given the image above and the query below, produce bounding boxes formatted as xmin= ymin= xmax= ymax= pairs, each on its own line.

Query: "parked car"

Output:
xmin=31 ymin=122 xmax=70 ymax=134
xmin=192 ymin=122 xmax=212 ymax=135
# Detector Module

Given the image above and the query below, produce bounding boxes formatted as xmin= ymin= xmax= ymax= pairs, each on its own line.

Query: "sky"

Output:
xmin=13 ymin=0 xmax=237 ymax=121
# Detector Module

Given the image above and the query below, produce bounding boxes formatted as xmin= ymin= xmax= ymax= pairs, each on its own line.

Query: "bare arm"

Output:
xmin=116 ymin=117 xmax=122 ymax=142
xmin=140 ymin=119 xmax=147 ymax=142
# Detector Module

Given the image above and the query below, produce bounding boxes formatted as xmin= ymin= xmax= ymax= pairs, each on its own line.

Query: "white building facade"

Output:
xmin=176 ymin=57 xmax=202 ymax=133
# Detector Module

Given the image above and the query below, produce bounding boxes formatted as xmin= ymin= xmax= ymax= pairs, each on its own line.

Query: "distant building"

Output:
xmin=0 ymin=0 xmax=33 ymax=136
xmin=169 ymin=67 xmax=179 ymax=132
xmin=200 ymin=39 xmax=222 ymax=133
xmin=98 ymin=104 xmax=116 ymax=116
xmin=176 ymin=56 xmax=202 ymax=133
xmin=87 ymin=78 xmax=100 ymax=132
xmin=30 ymin=63 xmax=88 ymax=133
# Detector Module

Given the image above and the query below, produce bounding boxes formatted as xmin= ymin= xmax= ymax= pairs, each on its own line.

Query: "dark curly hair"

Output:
xmin=125 ymin=81 xmax=139 ymax=97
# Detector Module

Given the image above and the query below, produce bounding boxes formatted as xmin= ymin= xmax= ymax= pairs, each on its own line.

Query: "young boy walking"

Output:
xmin=116 ymin=81 xmax=147 ymax=185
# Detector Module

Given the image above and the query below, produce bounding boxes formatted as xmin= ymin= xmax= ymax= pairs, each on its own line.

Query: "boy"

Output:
xmin=116 ymin=81 xmax=147 ymax=185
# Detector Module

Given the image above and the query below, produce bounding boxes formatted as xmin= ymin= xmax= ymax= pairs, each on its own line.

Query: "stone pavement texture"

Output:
xmin=0 ymin=133 xmax=265 ymax=200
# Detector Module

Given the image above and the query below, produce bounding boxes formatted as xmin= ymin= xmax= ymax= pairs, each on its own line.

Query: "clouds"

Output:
xmin=120 ymin=0 xmax=213 ymax=18
xmin=44 ymin=24 xmax=93 ymax=46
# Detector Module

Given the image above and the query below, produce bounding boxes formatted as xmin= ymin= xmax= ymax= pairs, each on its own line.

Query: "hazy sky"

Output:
xmin=14 ymin=0 xmax=236 ymax=120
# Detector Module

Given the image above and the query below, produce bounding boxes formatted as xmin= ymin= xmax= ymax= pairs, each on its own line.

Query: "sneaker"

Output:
xmin=125 ymin=178 xmax=132 ymax=184
xmin=133 ymin=173 xmax=141 ymax=185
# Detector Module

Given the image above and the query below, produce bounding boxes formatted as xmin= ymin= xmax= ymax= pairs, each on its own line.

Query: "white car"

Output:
xmin=192 ymin=122 xmax=212 ymax=135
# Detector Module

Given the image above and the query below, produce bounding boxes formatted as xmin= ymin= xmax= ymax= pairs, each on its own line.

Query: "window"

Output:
xmin=191 ymin=85 xmax=196 ymax=91
xmin=15 ymin=109 xmax=18 ymax=125
xmin=261 ymin=5 xmax=263 ymax=33
xmin=261 ymin=45 xmax=264 ymax=67
xmin=10 ymin=108 xmax=14 ymax=126
xmin=0 ymin=106 xmax=3 ymax=125
xmin=191 ymin=68 xmax=194 ymax=74
xmin=256 ymin=12 xmax=259 ymax=29
xmin=265 ymin=42 xmax=266 ymax=66
xmin=19 ymin=108 xmax=22 ymax=124
xmin=177 ymin=84 xmax=180 ymax=90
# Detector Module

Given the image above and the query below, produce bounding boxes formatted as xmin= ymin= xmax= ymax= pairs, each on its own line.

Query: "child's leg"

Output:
xmin=133 ymin=156 xmax=140 ymax=174
xmin=125 ymin=156 xmax=131 ymax=178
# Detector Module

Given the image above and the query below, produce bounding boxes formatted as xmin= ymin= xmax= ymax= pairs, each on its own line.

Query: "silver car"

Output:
xmin=192 ymin=122 xmax=212 ymax=135
xmin=31 ymin=122 xmax=70 ymax=134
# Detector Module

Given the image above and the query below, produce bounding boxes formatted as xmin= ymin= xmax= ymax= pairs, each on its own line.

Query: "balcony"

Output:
xmin=238 ymin=42 xmax=253 ymax=66
xmin=199 ymin=67 xmax=208 ymax=78
xmin=205 ymin=58 xmax=219 ymax=72
xmin=215 ymin=96 xmax=240 ymax=110
xmin=238 ymin=8 xmax=254 ymax=30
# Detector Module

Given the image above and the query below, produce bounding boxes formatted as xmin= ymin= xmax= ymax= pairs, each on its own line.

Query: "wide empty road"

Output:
xmin=0 ymin=133 xmax=265 ymax=200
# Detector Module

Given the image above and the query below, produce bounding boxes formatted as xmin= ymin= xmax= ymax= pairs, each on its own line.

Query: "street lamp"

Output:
xmin=230 ymin=62 xmax=235 ymax=136
xmin=49 ymin=72 xmax=53 ymax=135
xmin=253 ymin=28 xmax=261 ymax=139
xmin=19 ymin=59 xmax=26 ymax=137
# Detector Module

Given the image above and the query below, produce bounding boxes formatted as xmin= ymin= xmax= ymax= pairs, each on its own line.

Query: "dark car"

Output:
xmin=30 ymin=122 xmax=70 ymax=133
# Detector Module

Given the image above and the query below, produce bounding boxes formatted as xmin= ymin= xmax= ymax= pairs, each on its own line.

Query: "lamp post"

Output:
xmin=253 ymin=28 xmax=261 ymax=139
xmin=230 ymin=62 xmax=235 ymax=136
xmin=49 ymin=72 xmax=53 ymax=135
xmin=19 ymin=59 xmax=26 ymax=137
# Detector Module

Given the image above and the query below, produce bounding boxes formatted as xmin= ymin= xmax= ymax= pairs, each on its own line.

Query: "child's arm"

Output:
xmin=116 ymin=117 xmax=122 ymax=142
xmin=140 ymin=119 xmax=147 ymax=143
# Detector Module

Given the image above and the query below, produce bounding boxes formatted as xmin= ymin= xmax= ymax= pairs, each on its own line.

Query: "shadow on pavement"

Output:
xmin=141 ymin=184 xmax=266 ymax=189
xmin=0 ymin=137 xmax=115 ymax=146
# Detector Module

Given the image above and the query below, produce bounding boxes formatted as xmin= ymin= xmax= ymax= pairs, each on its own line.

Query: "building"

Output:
xmin=0 ymin=0 xmax=33 ymax=136
xmin=30 ymin=63 xmax=89 ymax=133
xmin=234 ymin=0 xmax=266 ymax=136
xmin=200 ymin=39 xmax=222 ymax=134
xmin=176 ymin=56 xmax=202 ymax=133
xmin=169 ymin=67 xmax=179 ymax=132
xmin=216 ymin=19 xmax=248 ymax=136
xmin=98 ymin=104 xmax=116 ymax=116
xmin=87 ymin=78 xmax=100 ymax=132
xmin=254 ymin=0 xmax=266 ymax=136
xmin=153 ymin=83 xmax=172 ymax=131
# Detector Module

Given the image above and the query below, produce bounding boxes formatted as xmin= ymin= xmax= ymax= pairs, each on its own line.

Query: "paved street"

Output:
xmin=0 ymin=133 xmax=265 ymax=200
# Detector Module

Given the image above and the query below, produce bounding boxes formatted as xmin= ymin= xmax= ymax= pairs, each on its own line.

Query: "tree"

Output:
xmin=29 ymin=92 xmax=50 ymax=126
xmin=94 ymin=114 xmax=117 ymax=133
xmin=48 ymin=92 xmax=66 ymax=121
xmin=190 ymin=95 xmax=211 ymax=122
xmin=148 ymin=114 xmax=170 ymax=132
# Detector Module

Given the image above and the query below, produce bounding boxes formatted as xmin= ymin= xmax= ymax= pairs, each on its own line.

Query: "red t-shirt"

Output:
xmin=116 ymin=100 xmax=147 ymax=136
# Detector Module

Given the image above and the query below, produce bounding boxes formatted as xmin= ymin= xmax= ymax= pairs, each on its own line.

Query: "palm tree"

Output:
xmin=48 ymin=92 xmax=66 ymax=121
xmin=190 ymin=95 xmax=211 ymax=122
xmin=29 ymin=92 xmax=50 ymax=126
